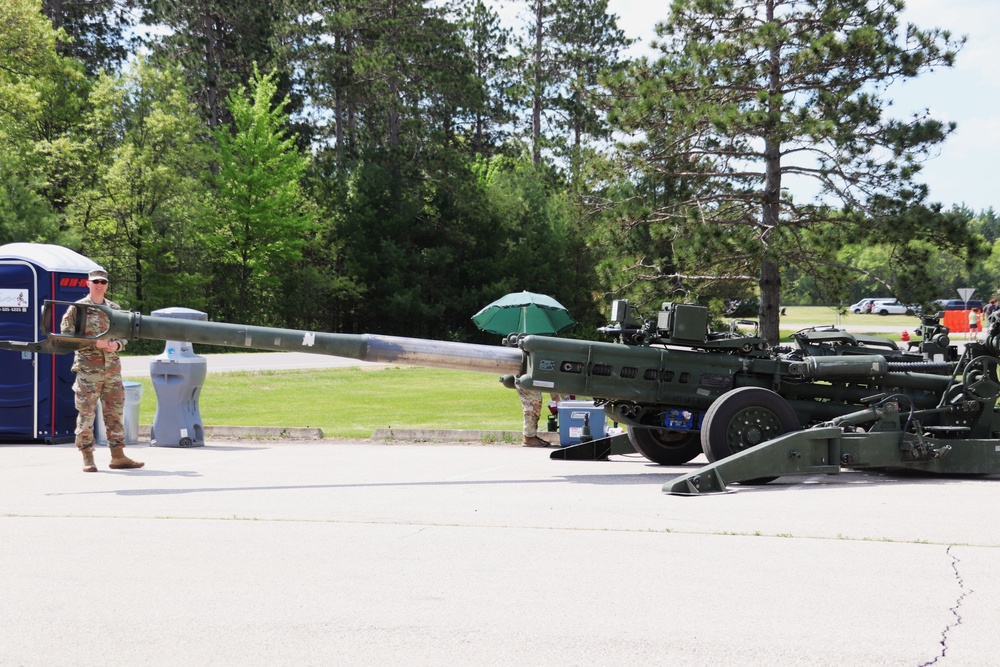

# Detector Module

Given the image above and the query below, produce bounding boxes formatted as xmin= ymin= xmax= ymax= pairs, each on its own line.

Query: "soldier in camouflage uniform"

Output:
xmin=518 ymin=388 xmax=566 ymax=447
xmin=60 ymin=268 xmax=144 ymax=472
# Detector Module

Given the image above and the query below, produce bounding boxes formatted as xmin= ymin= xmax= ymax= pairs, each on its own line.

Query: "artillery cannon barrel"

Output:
xmin=42 ymin=304 xmax=524 ymax=375
xmin=137 ymin=315 xmax=524 ymax=374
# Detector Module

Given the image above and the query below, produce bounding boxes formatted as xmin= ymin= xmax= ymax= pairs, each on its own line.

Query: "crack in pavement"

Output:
xmin=922 ymin=545 xmax=970 ymax=666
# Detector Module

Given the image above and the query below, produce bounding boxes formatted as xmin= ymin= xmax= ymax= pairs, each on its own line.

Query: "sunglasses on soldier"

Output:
xmin=91 ymin=279 xmax=108 ymax=285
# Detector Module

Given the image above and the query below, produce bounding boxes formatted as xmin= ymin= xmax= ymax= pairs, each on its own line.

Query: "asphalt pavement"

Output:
xmin=2 ymin=440 xmax=999 ymax=665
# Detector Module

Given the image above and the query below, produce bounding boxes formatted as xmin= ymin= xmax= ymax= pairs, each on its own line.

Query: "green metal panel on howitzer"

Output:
xmin=4 ymin=298 xmax=1000 ymax=494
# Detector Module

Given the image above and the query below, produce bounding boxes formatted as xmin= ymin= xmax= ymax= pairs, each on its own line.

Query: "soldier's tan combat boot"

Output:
xmin=523 ymin=435 xmax=549 ymax=447
xmin=81 ymin=448 xmax=97 ymax=473
xmin=109 ymin=446 xmax=144 ymax=469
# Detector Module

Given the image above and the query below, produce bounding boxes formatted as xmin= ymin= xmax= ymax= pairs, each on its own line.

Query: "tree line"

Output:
xmin=2 ymin=0 xmax=996 ymax=348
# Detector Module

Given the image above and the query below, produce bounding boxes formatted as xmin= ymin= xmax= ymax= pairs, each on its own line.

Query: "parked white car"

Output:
xmin=869 ymin=299 xmax=912 ymax=315
xmin=849 ymin=298 xmax=890 ymax=314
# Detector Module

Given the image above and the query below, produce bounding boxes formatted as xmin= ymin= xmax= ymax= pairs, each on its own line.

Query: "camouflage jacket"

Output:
xmin=60 ymin=295 xmax=127 ymax=374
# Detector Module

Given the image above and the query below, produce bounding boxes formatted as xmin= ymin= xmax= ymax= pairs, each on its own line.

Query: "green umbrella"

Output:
xmin=471 ymin=291 xmax=576 ymax=336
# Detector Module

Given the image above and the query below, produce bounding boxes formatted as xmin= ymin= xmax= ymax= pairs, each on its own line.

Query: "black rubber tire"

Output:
xmin=628 ymin=428 xmax=702 ymax=465
xmin=700 ymin=387 xmax=800 ymax=463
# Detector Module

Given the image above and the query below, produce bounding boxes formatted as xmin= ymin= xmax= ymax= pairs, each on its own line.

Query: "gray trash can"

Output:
xmin=149 ymin=307 xmax=207 ymax=448
xmin=94 ymin=381 xmax=143 ymax=446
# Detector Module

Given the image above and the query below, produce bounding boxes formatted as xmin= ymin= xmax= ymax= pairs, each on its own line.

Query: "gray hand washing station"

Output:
xmin=149 ymin=307 xmax=207 ymax=447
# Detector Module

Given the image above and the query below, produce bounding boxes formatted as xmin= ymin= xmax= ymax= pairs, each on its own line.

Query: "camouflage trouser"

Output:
xmin=73 ymin=371 xmax=126 ymax=451
xmin=519 ymin=390 xmax=567 ymax=437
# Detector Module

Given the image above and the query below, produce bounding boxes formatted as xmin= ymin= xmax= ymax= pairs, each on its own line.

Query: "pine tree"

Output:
xmin=41 ymin=0 xmax=137 ymax=75
xmin=607 ymin=0 xmax=982 ymax=342
xmin=140 ymin=0 xmax=294 ymax=128
xmin=515 ymin=0 xmax=630 ymax=168
xmin=455 ymin=0 xmax=515 ymax=156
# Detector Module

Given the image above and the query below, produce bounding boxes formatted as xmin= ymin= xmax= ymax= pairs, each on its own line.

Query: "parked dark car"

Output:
xmin=937 ymin=299 xmax=984 ymax=311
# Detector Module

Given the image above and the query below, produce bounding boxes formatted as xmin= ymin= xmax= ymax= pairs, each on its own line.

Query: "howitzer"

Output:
xmin=4 ymin=299 xmax=1000 ymax=494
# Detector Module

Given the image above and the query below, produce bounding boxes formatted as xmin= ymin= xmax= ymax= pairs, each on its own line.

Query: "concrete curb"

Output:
xmin=137 ymin=425 xmax=562 ymax=445
xmin=139 ymin=425 xmax=324 ymax=440
xmin=369 ymin=428 xmax=559 ymax=445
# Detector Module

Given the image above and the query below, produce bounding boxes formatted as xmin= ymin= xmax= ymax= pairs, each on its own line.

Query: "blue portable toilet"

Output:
xmin=0 ymin=243 xmax=101 ymax=443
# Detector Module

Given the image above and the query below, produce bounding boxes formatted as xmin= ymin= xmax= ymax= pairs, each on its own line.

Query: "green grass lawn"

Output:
xmin=777 ymin=306 xmax=921 ymax=341
xmin=134 ymin=366 xmax=525 ymax=439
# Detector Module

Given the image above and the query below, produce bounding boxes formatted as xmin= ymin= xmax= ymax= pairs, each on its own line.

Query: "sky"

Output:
xmin=597 ymin=0 xmax=1000 ymax=213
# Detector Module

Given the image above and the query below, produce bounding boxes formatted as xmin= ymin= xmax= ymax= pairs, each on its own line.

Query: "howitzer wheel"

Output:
xmin=627 ymin=429 xmax=702 ymax=465
xmin=964 ymin=356 xmax=1000 ymax=402
xmin=701 ymin=387 xmax=800 ymax=481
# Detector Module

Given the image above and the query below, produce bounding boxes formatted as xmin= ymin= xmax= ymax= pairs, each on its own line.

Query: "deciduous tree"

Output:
xmin=0 ymin=0 xmax=78 ymax=246
xmin=0 ymin=0 xmax=62 ymax=137
xmin=210 ymin=65 xmax=316 ymax=323
xmin=69 ymin=57 xmax=211 ymax=312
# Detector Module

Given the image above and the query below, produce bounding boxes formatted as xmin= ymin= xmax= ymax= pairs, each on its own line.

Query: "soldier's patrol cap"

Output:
xmin=88 ymin=269 xmax=108 ymax=281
